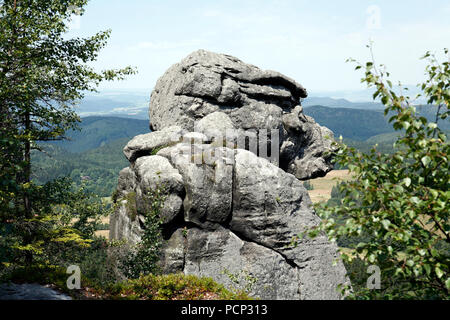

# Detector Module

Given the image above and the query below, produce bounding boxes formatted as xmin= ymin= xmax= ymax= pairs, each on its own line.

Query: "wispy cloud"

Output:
xmin=133 ymin=39 xmax=204 ymax=50
xmin=76 ymin=0 xmax=450 ymax=92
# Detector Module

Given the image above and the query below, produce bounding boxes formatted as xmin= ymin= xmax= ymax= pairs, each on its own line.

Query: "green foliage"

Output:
xmin=97 ymin=273 xmax=252 ymax=300
xmin=0 ymin=0 xmax=135 ymax=265
xmin=45 ymin=236 xmax=122 ymax=288
xmin=32 ymin=138 xmax=130 ymax=197
xmin=325 ymin=184 xmax=372 ymax=248
xmin=118 ymin=185 xmax=166 ymax=279
xmin=306 ymin=46 xmax=450 ymax=299
xmin=150 ymin=144 xmax=168 ymax=156
xmin=0 ymin=178 xmax=112 ymax=268
xmin=54 ymin=180 xmax=112 ymax=239
xmin=0 ymin=250 xmax=252 ymax=300
xmin=329 ymin=184 xmax=343 ymax=205
xmin=31 ymin=117 xmax=149 ymax=197
xmin=221 ymin=268 xmax=258 ymax=295
xmin=0 ymin=121 xmax=22 ymax=216
xmin=1 ymin=179 xmax=85 ymax=266
xmin=1 ymin=236 xmax=122 ymax=291
xmin=341 ymin=257 xmax=370 ymax=294
xmin=122 ymin=191 xmax=137 ymax=220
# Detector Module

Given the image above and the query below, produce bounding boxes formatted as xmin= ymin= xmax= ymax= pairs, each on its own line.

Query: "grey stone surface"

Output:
xmin=0 ymin=283 xmax=72 ymax=300
xmin=172 ymin=150 xmax=234 ymax=227
xmin=149 ymin=50 xmax=307 ymax=133
xmin=134 ymin=155 xmax=184 ymax=194
xmin=157 ymin=228 xmax=186 ymax=274
xmin=194 ymin=111 xmax=236 ymax=140
xmin=116 ymin=167 xmax=137 ymax=199
xmin=231 ymin=150 xmax=347 ymax=299
xmin=231 ymin=149 xmax=313 ymax=250
xmin=123 ymin=126 xmax=185 ymax=162
xmin=109 ymin=200 xmax=143 ymax=243
xmin=134 ymin=155 xmax=185 ymax=225
xmin=110 ymin=50 xmax=350 ymax=300
xmin=280 ymin=106 xmax=335 ymax=179
xmin=182 ymin=227 xmax=301 ymax=300
xmin=148 ymin=49 xmax=333 ymax=180
xmin=110 ymin=146 xmax=349 ymax=299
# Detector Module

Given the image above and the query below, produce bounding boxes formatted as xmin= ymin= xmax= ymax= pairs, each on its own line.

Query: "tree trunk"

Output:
xmin=23 ymin=112 xmax=31 ymax=218
xmin=23 ymin=111 xmax=33 ymax=265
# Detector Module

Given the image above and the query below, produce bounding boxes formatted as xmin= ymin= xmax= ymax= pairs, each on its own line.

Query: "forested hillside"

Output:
xmin=32 ymin=105 xmax=448 ymax=197
xmin=303 ymin=105 xmax=393 ymax=140
xmin=32 ymin=117 xmax=149 ymax=196
xmin=50 ymin=116 xmax=149 ymax=153
xmin=32 ymin=138 xmax=131 ymax=196
xmin=303 ymin=104 xmax=450 ymax=141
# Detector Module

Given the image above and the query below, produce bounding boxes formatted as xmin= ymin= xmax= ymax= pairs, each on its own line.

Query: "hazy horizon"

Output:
xmin=84 ymin=84 xmax=425 ymax=104
xmin=66 ymin=0 xmax=450 ymax=93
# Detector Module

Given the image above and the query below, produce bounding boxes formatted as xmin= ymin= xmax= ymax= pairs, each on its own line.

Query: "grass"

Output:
xmin=1 ymin=265 xmax=252 ymax=300
xmin=98 ymin=170 xmax=354 ymax=239
xmin=308 ymin=170 xmax=353 ymax=203
xmin=86 ymin=170 xmax=354 ymax=299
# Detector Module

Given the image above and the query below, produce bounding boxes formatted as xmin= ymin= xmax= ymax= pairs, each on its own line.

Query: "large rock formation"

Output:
xmin=110 ymin=50 xmax=349 ymax=300
xmin=149 ymin=49 xmax=333 ymax=180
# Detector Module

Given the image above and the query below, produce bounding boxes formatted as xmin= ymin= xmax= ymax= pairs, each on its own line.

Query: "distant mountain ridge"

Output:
xmin=302 ymin=97 xmax=384 ymax=110
xmin=74 ymin=86 xmax=430 ymax=119
xmin=304 ymin=104 xmax=449 ymax=141
xmin=76 ymin=91 xmax=388 ymax=120
xmin=303 ymin=105 xmax=393 ymax=140
xmin=76 ymin=91 xmax=150 ymax=119
xmin=34 ymin=116 xmax=151 ymax=196
xmin=34 ymin=105 xmax=448 ymax=196
xmin=52 ymin=104 xmax=448 ymax=154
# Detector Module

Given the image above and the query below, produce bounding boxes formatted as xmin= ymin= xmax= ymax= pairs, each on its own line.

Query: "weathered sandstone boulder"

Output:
xmin=148 ymin=49 xmax=333 ymax=180
xmin=110 ymin=50 xmax=349 ymax=300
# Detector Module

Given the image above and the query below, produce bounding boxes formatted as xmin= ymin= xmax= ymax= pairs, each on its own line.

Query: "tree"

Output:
xmin=118 ymin=185 xmax=166 ymax=279
xmin=306 ymin=45 xmax=449 ymax=299
xmin=0 ymin=0 xmax=134 ymax=265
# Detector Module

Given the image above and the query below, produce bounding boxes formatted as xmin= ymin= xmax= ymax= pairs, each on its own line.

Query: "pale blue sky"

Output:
xmin=68 ymin=0 xmax=450 ymax=94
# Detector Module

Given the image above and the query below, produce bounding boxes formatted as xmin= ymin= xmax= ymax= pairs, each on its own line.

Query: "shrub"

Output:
xmin=305 ymin=45 xmax=450 ymax=299
xmin=118 ymin=185 xmax=166 ymax=279
xmin=94 ymin=273 xmax=252 ymax=300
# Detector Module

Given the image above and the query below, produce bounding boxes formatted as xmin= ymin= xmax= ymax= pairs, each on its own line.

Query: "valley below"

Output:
xmin=307 ymin=170 xmax=352 ymax=204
